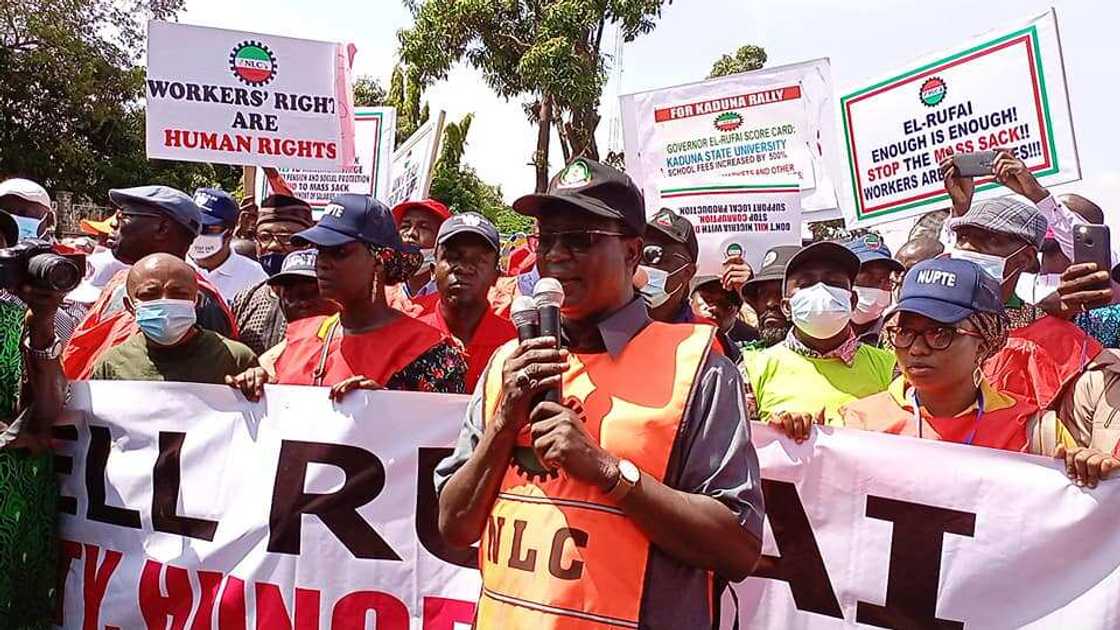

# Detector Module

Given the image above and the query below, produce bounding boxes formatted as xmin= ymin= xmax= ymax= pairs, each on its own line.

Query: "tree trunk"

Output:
xmin=566 ymin=105 xmax=600 ymax=162
xmin=534 ymin=94 xmax=553 ymax=193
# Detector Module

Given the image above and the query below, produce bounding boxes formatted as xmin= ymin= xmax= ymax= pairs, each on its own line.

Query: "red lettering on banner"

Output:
xmin=163 ymin=129 xmax=253 ymax=154
xmin=219 ymin=575 xmax=247 ymax=630
xmin=55 ymin=540 xmax=83 ymax=625
xmin=140 ymin=559 xmax=193 ymax=630
xmin=255 ymin=583 xmax=320 ymax=629
xmin=654 ymin=86 xmax=803 ymax=122
xmin=330 ymin=592 xmax=409 ymax=630
xmin=193 ymin=570 xmax=224 ymax=630
xmin=422 ymin=596 xmax=476 ymax=630
xmin=82 ymin=544 xmax=122 ymax=630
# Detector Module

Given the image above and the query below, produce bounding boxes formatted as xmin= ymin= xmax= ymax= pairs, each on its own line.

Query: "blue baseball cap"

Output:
xmin=193 ymin=188 xmax=240 ymax=227
xmin=844 ymin=234 xmax=904 ymax=272
xmin=292 ymin=193 xmax=413 ymax=251
xmin=893 ymin=257 xmax=1003 ymax=324
xmin=437 ymin=212 xmax=500 ymax=252
xmin=108 ymin=185 xmax=202 ymax=236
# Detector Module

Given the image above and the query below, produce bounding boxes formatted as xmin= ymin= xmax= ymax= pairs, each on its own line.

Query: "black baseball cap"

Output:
xmin=293 ymin=193 xmax=414 ymax=251
xmin=267 ymin=249 xmax=318 ymax=285
xmin=784 ymin=242 xmax=861 ymax=287
xmin=513 ymin=158 xmax=647 ymax=236
xmin=647 ymin=208 xmax=699 ymax=261
xmin=437 ymin=212 xmax=500 ymax=252
xmin=690 ymin=275 xmax=743 ymax=306
xmin=742 ymin=245 xmax=800 ymax=298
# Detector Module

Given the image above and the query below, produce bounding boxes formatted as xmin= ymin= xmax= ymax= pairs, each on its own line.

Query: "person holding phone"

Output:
xmin=940 ymin=150 xmax=1116 ymax=328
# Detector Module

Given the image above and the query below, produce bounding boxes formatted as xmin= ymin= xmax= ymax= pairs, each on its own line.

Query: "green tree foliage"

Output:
xmin=0 ymin=0 xmax=238 ymax=201
xmin=428 ymin=113 xmax=531 ymax=234
xmin=708 ymin=45 xmax=768 ymax=79
xmin=400 ymin=0 xmax=672 ymax=192
xmin=352 ymin=75 xmax=387 ymax=108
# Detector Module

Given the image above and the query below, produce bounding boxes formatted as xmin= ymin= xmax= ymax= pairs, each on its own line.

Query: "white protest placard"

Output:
xmin=255 ymin=107 xmax=396 ymax=207
xmin=839 ymin=9 xmax=1079 ymax=227
xmin=620 ymin=58 xmax=842 ymax=215
xmin=656 ymin=181 xmax=801 ymax=274
xmin=386 ymin=111 xmax=446 ymax=209
xmin=145 ymin=21 xmax=355 ymax=170
xmin=55 ymin=383 xmax=1120 ymax=629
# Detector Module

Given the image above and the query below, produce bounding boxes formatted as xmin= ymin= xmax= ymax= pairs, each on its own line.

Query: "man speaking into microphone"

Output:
xmin=435 ymin=158 xmax=764 ymax=629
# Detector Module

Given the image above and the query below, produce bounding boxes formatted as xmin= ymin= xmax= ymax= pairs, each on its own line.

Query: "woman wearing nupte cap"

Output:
xmin=839 ymin=258 xmax=1118 ymax=487
xmin=227 ymin=193 xmax=467 ymax=401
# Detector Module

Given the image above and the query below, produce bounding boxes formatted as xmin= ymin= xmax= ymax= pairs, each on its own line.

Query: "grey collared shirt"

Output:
xmin=434 ymin=298 xmax=764 ymax=629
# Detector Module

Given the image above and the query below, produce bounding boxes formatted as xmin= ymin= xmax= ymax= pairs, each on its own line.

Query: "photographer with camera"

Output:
xmin=0 ymin=208 xmax=70 ymax=627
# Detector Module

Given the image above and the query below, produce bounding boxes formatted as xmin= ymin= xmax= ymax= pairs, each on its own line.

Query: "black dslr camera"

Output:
xmin=0 ymin=239 xmax=86 ymax=293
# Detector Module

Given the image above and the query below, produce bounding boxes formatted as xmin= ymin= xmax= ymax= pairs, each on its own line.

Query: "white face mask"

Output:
xmin=188 ymin=232 xmax=226 ymax=260
xmin=1015 ymin=272 xmax=1061 ymax=305
xmin=788 ymin=282 xmax=853 ymax=340
xmin=852 ymin=286 xmax=892 ymax=324
xmin=414 ymin=248 xmax=436 ymax=277
xmin=636 ymin=264 xmax=685 ymax=309
xmin=949 ymin=246 xmax=1025 ymax=282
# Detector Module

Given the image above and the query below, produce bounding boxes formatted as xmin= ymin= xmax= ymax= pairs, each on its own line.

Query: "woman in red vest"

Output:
xmin=840 ymin=257 xmax=1118 ymax=487
xmin=227 ymin=194 xmax=466 ymax=400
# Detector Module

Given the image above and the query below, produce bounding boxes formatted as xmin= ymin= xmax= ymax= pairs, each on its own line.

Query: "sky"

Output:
xmin=179 ymin=0 xmax=1118 ymax=229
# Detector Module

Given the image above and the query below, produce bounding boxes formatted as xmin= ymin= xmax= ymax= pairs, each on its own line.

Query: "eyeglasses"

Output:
xmin=256 ymin=232 xmax=297 ymax=247
xmin=641 ymin=244 xmax=692 ymax=267
xmin=884 ymin=325 xmax=984 ymax=351
xmin=529 ymin=230 xmax=628 ymax=254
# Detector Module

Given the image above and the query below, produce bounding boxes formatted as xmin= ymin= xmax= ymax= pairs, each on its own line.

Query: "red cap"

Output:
xmin=391 ymin=199 xmax=452 ymax=226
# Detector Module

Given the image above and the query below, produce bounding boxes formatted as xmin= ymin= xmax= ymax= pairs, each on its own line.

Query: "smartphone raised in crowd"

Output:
xmin=1074 ymin=224 xmax=1112 ymax=275
xmin=952 ymin=151 xmax=998 ymax=177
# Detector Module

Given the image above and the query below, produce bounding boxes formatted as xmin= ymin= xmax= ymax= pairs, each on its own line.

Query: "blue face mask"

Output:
xmin=14 ymin=215 xmax=42 ymax=242
xmin=259 ymin=252 xmax=286 ymax=277
xmin=133 ymin=298 xmax=197 ymax=346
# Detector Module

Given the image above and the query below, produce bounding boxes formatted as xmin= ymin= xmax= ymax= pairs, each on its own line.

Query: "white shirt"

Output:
xmin=191 ymin=251 xmax=268 ymax=303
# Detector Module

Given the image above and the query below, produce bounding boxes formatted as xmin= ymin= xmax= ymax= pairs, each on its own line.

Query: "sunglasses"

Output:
xmin=528 ymin=230 xmax=628 ymax=254
xmin=884 ymin=325 xmax=984 ymax=351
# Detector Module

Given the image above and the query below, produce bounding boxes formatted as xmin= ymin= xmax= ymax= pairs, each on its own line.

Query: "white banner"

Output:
xmin=838 ymin=9 xmax=1080 ymax=227
xmin=56 ymin=384 xmax=1120 ymax=629
xmin=387 ymin=111 xmax=446 ymax=209
xmin=657 ymin=182 xmax=801 ymax=274
xmin=620 ymin=58 xmax=843 ymax=216
xmin=256 ymin=107 xmax=397 ymax=209
xmin=145 ymin=21 xmax=355 ymax=170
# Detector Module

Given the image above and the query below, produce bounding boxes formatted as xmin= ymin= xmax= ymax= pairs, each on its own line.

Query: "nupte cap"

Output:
xmin=892 ymin=256 xmax=1004 ymax=323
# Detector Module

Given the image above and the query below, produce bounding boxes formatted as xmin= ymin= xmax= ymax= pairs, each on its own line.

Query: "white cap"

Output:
xmin=0 ymin=178 xmax=51 ymax=210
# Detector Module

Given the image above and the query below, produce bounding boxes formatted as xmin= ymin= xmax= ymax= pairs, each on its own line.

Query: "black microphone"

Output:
xmin=511 ymin=295 xmax=540 ymax=342
xmin=533 ymin=277 xmax=565 ymax=404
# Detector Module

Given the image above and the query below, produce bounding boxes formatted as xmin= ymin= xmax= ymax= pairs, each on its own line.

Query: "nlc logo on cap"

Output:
xmin=556 ymin=160 xmax=592 ymax=190
xmin=230 ymin=41 xmax=277 ymax=87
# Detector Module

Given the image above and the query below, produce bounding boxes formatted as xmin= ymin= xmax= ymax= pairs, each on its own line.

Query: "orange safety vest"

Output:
xmin=62 ymin=268 xmax=236 ymax=380
xmin=475 ymin=322 xmax=715 ymax=630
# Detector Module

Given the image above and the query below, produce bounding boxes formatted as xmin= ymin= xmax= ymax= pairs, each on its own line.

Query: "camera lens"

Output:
xmin=26 ymin=253 xmax=82 ymax=292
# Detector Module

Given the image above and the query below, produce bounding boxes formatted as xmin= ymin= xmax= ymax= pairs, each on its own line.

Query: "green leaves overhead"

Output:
xmin=400 ymin=0 xmax=672 ymax=190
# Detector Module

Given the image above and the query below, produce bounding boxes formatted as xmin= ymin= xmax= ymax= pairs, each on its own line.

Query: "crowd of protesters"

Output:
xmin=1 ymin=146 xmax=1119 ymax=627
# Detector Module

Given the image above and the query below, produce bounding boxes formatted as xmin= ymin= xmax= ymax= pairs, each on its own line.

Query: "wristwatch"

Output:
xmin=606 ymin=459 xmax=641 ymax=502
xmin=24 ymin=334 xmax=63 ymax=361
